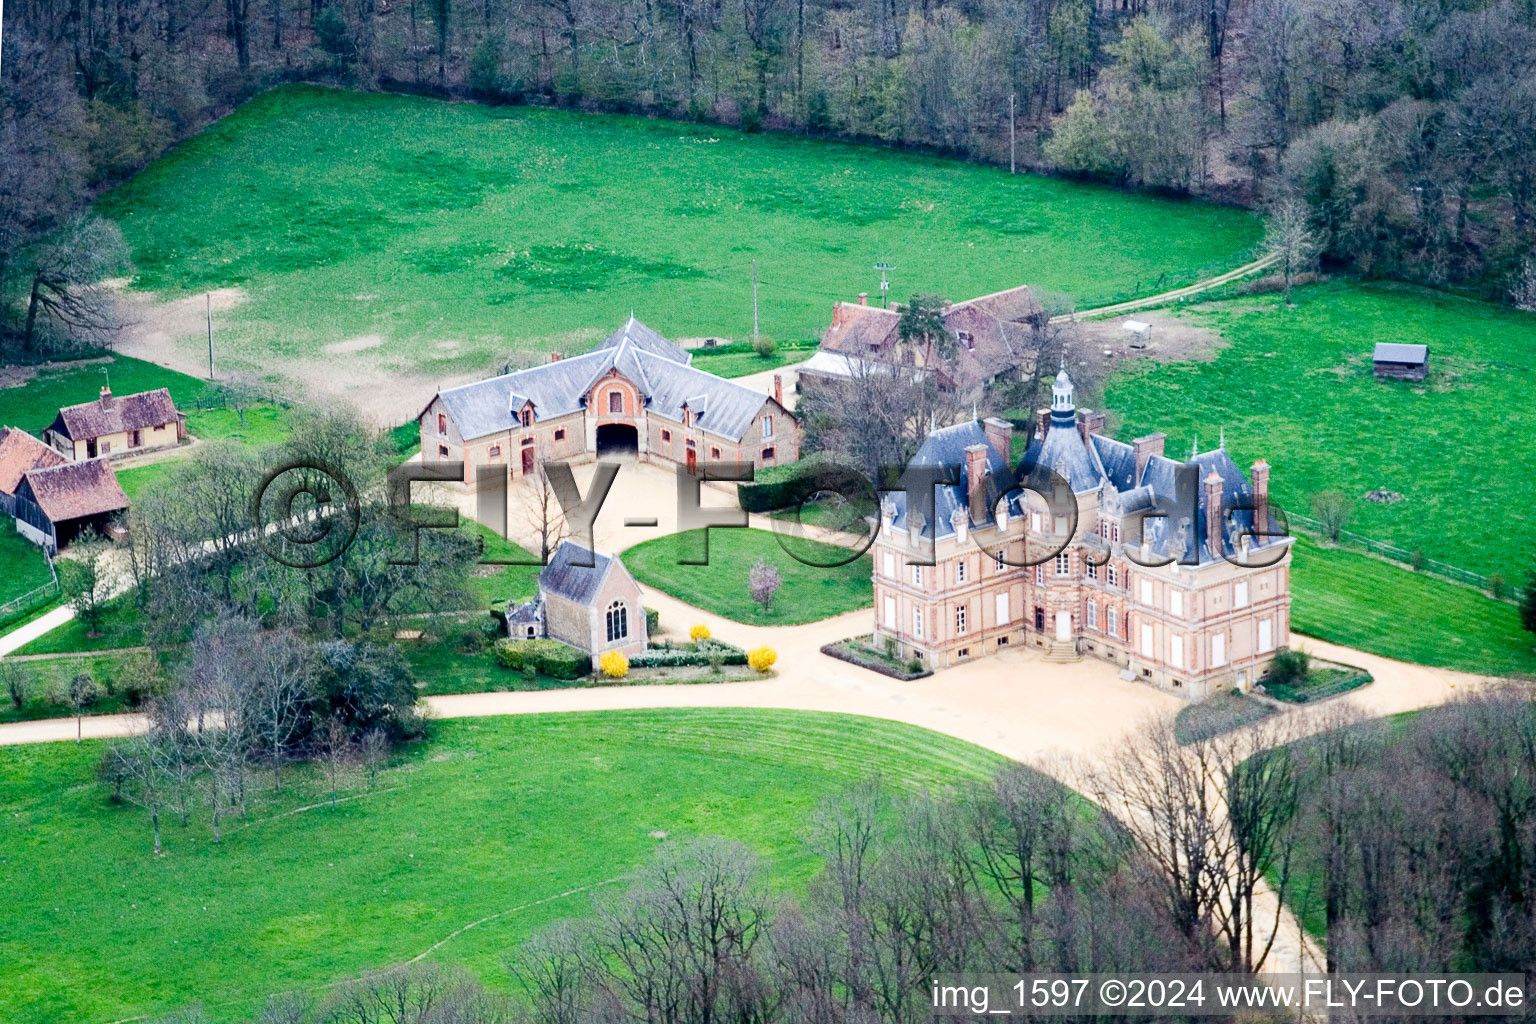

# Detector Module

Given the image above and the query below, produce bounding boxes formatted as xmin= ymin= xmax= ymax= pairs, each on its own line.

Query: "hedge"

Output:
xmin=736 ymin=453 xmax=870 ymax=513
xmin=629 ymin=638 xmax=748 ymax=668
xmin=644 ymin=606 xmax=660 ymax=634
xmin=493 ymin=638 xmax=591 ymax=679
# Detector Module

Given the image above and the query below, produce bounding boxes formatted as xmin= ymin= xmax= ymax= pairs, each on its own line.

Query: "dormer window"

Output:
xmin=521 ymin=408 xmax=532 ymax=427
xmin=958 ymin=331 xmax=974 ymax=351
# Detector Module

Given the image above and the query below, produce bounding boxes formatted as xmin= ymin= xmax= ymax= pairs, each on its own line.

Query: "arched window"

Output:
xmin=606 ymin=600 xmax=628 ymax=643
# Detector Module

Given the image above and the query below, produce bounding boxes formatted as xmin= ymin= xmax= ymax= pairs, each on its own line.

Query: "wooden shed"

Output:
xmin=1373 ymin=342 xmax=1429 ymax=381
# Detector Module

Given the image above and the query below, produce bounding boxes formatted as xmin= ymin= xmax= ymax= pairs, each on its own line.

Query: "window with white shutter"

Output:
xmin=995 ymin=592 xmax=1010 ymax=625
xmin=1211 ymin=633 xmax=1227 ymax=667
xmin=1170 ymin=634 xmax=1184 ymax=668
xmin=1258 ymin=618 xmax=1273 ymax=653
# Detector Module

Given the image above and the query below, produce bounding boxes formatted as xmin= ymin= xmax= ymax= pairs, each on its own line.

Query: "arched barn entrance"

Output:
xmin=595 ymin=423 xmax=639 ymax=459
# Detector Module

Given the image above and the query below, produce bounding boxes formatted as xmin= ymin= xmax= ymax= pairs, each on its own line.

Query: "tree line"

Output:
xmin=5 ymin=0 xmax=1536 ymax=353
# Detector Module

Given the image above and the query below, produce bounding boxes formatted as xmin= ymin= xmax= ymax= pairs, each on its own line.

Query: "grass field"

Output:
xmin=1106 ymin=281 xmax=1536 ymax=582
xmin=96 ymin=85 xmax=1260 ymax=390
xmin=0 ymin=530 xmax=54 ymax=608
xmin=1289 ymin=537 xmax=1536 ymax=676
xmin=0 ymin=709 xmax=1006 ymax=1023
xmin=624 ymin=527 xmax=872 ymax=624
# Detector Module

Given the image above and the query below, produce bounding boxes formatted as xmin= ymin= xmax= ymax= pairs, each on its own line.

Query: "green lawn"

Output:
xmin=1290 ymin=537 xmax=1536 ymax=676
xmin=687 ymin=339 xmax=821 ymax=378
xmin=0 ymin=709 xmax=1006 ymax=1023
xmin=0 ymin=529 xmax=53 ymax=607
xmin=97 ymin=85 xmax=1260 ymax=385
xmin=1106 ymin=281 xmax=1536 ymax=581
xmin=624 ymin=527 xmax=872 ymax=624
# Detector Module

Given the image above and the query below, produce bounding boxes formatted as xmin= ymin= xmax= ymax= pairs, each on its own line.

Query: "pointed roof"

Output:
xmin=538 ymin=540 xmax=633 ymax=607
xmin=590 ymin=316 xmax=691 ymax=366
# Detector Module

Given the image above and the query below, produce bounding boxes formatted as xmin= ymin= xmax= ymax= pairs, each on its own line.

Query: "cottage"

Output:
xmin=421 ymin=317 xmax=798 ymax=495
xmin=45 ymin=386 xmax=186 ymax=460
xmin=870 ymin=370 xmax=1293 ymax=699
xmin=514 ymin=541 xmax=648 ymax=657
xmin=1372 ymin=343 xmax=1429 ymax=381
xmin=0 ymin=427 xmax=68 ymax=517
xmin=12 ymin=458 xmax=130 ymax=553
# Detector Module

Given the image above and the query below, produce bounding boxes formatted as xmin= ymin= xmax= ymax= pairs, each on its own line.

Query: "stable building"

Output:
xmin=0 ymin=427 xmax=68 ymax=517
xmin=420 ymin=317 xmax=798 ymax=494
xmin=45 ymin=386 xmax=186 ymax=460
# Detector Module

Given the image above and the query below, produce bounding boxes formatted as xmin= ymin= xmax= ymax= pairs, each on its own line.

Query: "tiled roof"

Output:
xmin=436 ymin=318 xmax=777 ymax=442
xmin=0 ymin=428 xmax=68 ymax=496
xmin=50 ymin=388 xmax=181 ymax=441
xmin=539 ymin=541 xmax=615 ymax=607
xmin=819 ymin=285 xmax=1045 ymax=393
xmin=23 ymin=458 xmax=130 ymax=522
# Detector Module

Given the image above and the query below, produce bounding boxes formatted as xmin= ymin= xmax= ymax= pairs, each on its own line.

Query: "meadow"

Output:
xmin=97 ymin=85 xmax=1261 ymax=393
xmin=1106 ymin=281 xmax=1536 ymax=583
xmin=0 ymin=709 xmax=1005 ymax=1023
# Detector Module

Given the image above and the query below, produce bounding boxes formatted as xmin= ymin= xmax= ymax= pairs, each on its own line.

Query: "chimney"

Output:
xmin=857 ymin=292 xmax=868 ymax=306
xmin=1036 ymin=408 xmax=1051 ymax=441
xmin=964 ymin=443 xmax=989 ymax=523
xmin=1204 ymin=471 xmax=1224 ymax=559
xmin=549 ymin=352 xmax=563 ymax=362
xmin=832 ymin=302 xmax=844 ymax=329
xmin=98 ymin=386 xmax=115 ymax=411
xmin=1132 ymin=432 xmax=1166 ymax=480
xmin=1076 ymin=409 xmax=1105 ymax=442
xmin=773 ymin=374 xmax=784 ymax=406
xmin=982 ymin=417 xmax=1012 ymax=463
xmin=1251 ymin=459 xmax=1271 ymax=545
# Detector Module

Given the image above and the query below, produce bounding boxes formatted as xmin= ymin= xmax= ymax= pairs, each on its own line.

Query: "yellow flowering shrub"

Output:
xmin=689 ymin=623 xmax=712 ymax=642
xmin=599 ymin=651 xmax=630 ymax=679
xmin=747 ymin=646 xmax=777 ymax=672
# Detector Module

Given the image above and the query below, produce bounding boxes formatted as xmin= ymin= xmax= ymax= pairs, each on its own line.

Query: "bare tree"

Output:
xmin=247 ymin=629 xmax=312 ymax=793
xmin=1 ymin=658 xmax=31 ymax=710
xmin=107 ymin=734 xmax=170 ymax=853
xmin=1310 ymin=490 xmax=1352 ymax=542
xmin=318 ymin=718 xmax=353 ymax=809
xmin=1511 ymin=253 xmax=1536 ymax=314
xmin=69 ymin=672 xmax=102 ymax=742
xmin=1264 ymin=196 xmax=1320 ymax=304
xmin=18 ymin=215 xmax=128 ymax=354
xmin=523 ymin=449 xmax=567 ymax=564
xmin=748 ymin=558 xmax=782 ymax=614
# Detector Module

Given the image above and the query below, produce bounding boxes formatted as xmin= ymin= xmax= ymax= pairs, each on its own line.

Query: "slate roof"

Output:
xmin=22 ymin=458 xmax=130 ymax=522
xmin=539 ymin=541 xmax=617 ymax=607
xmin=1373 ymin=342 xmax=1428 ymax=363
xmin=885 ymin=420 xmax=1025 ymax=542
xmin=49 ymin=388 xmax=181 ymax=441
xmin=0 ymin=428 xmax=68 ymax=496
xmin=433 ymin=317 xmax=777 ymax=442
xmin=893 ymin=371 xmax=1287 ymax=564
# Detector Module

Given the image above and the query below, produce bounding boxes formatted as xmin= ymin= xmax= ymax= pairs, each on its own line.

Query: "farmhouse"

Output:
xmin=45 ymin=386 xmax=186 ymax=460
xmin=11 ymin=458 xmax=130 ymax=553
xmin=1373 ymin=342 xmax=1429 ymax=381
xmin=421 ymin=318 xmax=797 ymax=494
xmin=503 ymin=541 xmax=648 ymax=657
xmin=0 ymin=427 xmax=68 ymax=517
xmin=870 ymin=370 xmax=1292 ymax=698
xmin=810 ymin=285 xmax=1047 ymax=401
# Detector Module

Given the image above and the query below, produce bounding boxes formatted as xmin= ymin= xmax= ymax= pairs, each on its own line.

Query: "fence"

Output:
xmin=0 ymin=556 xmax=60 ymax=623
xmin=1285 ymin=511 xmax=1522 ymax=602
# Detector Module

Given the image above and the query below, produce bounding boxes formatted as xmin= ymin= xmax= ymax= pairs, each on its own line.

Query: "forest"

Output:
xmin=2 ymin=0 xmax=1536 ymax=353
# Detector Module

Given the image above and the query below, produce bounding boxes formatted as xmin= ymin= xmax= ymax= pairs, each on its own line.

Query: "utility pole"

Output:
xmin=206 ymin=292 xmax=215 ymax=380
xmin=1009 ymin=93 xmax=1017 ymax=174
xmin=751 ymin=260 xmax=760 ymax=346
xmin=875 ymin=261 xmax=892 ymax=308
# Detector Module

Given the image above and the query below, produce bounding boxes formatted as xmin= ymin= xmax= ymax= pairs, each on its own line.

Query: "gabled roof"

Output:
xmin=22 ymin=458 xmax=129 ymax=523
xmin=539 ymin=541 xmax=617 ymax=606
xmin=434 ymin=318 xmax=778 ymax=442
xmin=590 ymin=316 xmax=691 ymax=366
xmin=1373 ymin=342 xmax=1428 ymax=363
xmin=50 ymin=388 xmax=181 ymax=441
xmin=0 ymin=427 xmax=68 ymax=496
